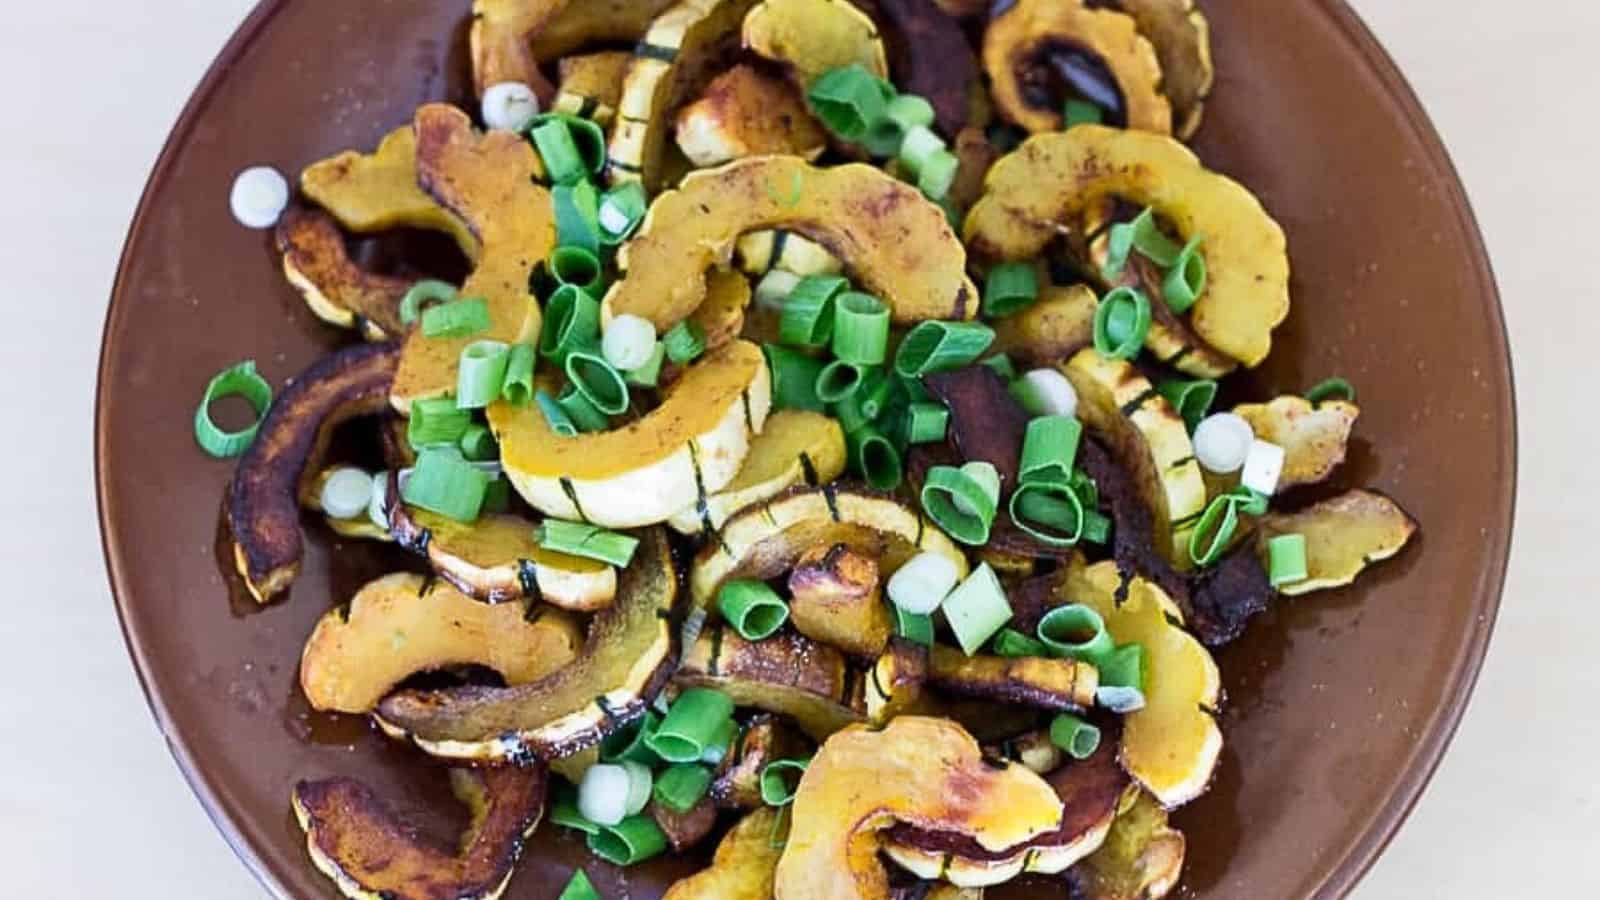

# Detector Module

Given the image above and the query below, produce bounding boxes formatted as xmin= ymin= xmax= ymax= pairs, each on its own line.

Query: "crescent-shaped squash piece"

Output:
xmin=676 ymin=625 xmax=864 ymax=740
xmin=1233 ymin=395 xmax=1360 ymax=490
xmin=1066 ymin=788 xmax=1187 ymax=900
xmin=743 ymin=0 xmax=890 ymax=87
xmin=1257 ymin=490 xmax=1417 ymax=597
xmin=470 ymin=0 xmax=678 ymax=98
xmin=965 ymin=126 xmax=1290 ymax=366
xmin=275 ymin=208 xmax=412 ymax=341
xmin=552 ymin=50 xmax=632 ymax=124
xmin=663 ymin=807 xmax=787 ymax=900
xmin=1115 ymin=0 xmax=1214 ymax=139
xmin=300 ymin=126 xmax=478 ymax=258
xmin=666 ymin=409 xmax=847 ymax=535
xmin=989 ymin=281 xmax=1098 ymax=365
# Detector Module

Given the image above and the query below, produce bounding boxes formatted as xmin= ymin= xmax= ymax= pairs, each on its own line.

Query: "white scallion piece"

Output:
xmin=229 ymin=166 xmax=289 ymax=229
xmin=1240 ymin=438 xmax=1286 ymax=497
xmin=602 ymin=314 xmax=658 ymax=372
xmin=1097 ymin=686 xmax=1147 ymax=713
xmin=481 ymin=81 xmax=540 ymax=132
xmin=598 ymin=202 xmax=633 ymax=237
xmin=367 ymin=472 xmax=391 ymax=529
xmin=1193 ymin=412 xmax=1254 ymax=474
xmin=754 ymin=269 xmax=803 ymax=311
xmin=620 ymin=760 xmax=654 ymax=816
xmin=1011 ymin=368 xmax=1079 ymax=418
xmin=320 ymin=467 xmax=375 ymax=520
xmin=887 ymin=551 xmax=961 ymax=615
xmin=577 ymin=763 xmax=631 ymax=827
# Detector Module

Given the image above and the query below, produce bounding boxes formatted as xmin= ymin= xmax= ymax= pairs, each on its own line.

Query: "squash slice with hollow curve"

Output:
xmin=470 ymin=0 xmax=678 ymax=98
xmin=676 ymin=625 xmax=864 ymax=739
xmin=743 ymin=0 xmax=889 ymax=88
xmin=552 ymin=50 xmax=632 ymax=124
xmin=300 ymin=126 xmax=478 ymax=258
xmin=391 ymin=105 xmax=554 ymax=412
xmin=375 ymin=528 xmax=679 ymax=763
xmin=293 ymin=766 xmax=546 ymax=900
xmin=276 ymin=208 xmax=412 ymax=341
xmin=668 ymin=409 xmax=847 ymax=534
xmin=989 ymin=281 xmax=1098 ymax=365
xmin=675 ymin=64 xmax=828 ymax=167
xmin=985 ymin=0 xmax=1171 ymax=135
xmin=1256 ymin=490 xmax=1417 ymax=597
xmin=663 ymin=807 xmax=787 ymax=900
xmin=1065 ymin=788 xmax=1187 ymax=900
xmin=299 ymin=573 xmax=581 ymax=714
xmin=965 ymin=126 xmax=1290 ymax=367
xmin=773 ymin=717 xmax=1063 ymax=900
xmin=1232 ymin=395 xmax=1360 ymax=490
xmin=605 ymin=156 xmax=979 ymax=333
xmin=489 ymin=339 xmax=772 ymax=528
xmin=1115 ymin=0 xmax=1214 ymax=139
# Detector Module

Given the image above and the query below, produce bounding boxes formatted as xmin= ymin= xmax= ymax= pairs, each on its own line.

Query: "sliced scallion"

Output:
xmin=549 ymin=245 xmax=604 ymax=294
xmin=886 ymin=551 xmax=961 ymax=616
xmin=898 ymin=124 xmax=946 ymax=176
xmin=194 ymin=360 xmax=272 ymax=458
xmin=815 ymin=359 xmax=865 ymax=403
xmin=1020 ymin=415 xmax=1083 ymax=484
xmin=854 ymin=368 xmax=894 ymax=421
xmin=701 ymin=718 xmax=739 ymax=766
xmin=456 ymin=340 xmax=511 ymax=409
xmin=653 ymin=764 xmax=713 ymax=815
xmin=1097 ymin=642 xmax=1145 ymax=690
xmin=458 ymin=424 xmax=498 ymax=461
xmin=501 ymin=344 xmax=537 ymax=405
xmin=980 ymin=353 xmax=1017 ymax=381
xmin=421 ymin=296 xmax=491 ymax=339
xmin=600 ymin=710 xmax=662 ymax=765
xmin=764 ymin=344 xmax=827 ymax=412
xmin=992 ymin=627 xmax=1050 ymax=658
xmin=538 ymin=519 xmax=639 ymax=567
xmin=530 ymin=117 xmax=587 ymax=185
xmin=894 ymin=320 xmax=996 ymax=377
xmin=1036 ymin=604 xmax=1114 ymax=663
xmin=905 ymin=401 xmax=950 ymax=444
xmin=894 ymin=607 xmax=934 ymax=647
xmin=553 ymin=180 xmax=602 ymax=253
xmin=558 ymin=870 xmax=600 ymax=900
xmin=624 ymin=342 xmax=667 ymax=388
xmin=586 ymin=815 xmax=668 ymax=866
xmin=808 ymin=64 xmax=890 ymax=141
xmin=920 ymin=464 xmax=997 ymax=546
xmin=983 ymin=262 xmax=1039 ymax=318
xmin=557 ymin=383 xmax=610 ymax=432
xmin=846 ymin=425 xmax=903 ymax=490
xmin=599 ymin=180 xmax=648 ymax=245
xmin=402 ymin=447 xmax=491 ymax=523
xmin=398 ymin=279 xmax=457 ymax=326
xmin=1010 ymin=368 xmax=1078 ymax=418
xmin=663 ymin=319 xmax=706 ymax=365
xmin=536 ymin=389 xmax=578 ymax=437
xmin=941 ymin=563 xmax=1012 ymax=656
xmin=1267 ymin=533 xmax=1309 ymax=587
xmin=1157 ymin=378 xmax=1218 ymax=433
xmin=646 ymin=688 xmax=735 ymax=764
xmin=1093 ymin=286 xmax=1151 ymax=360
xmin=529 ymin=112 xmax=607 ymax=177
xmin=1049 ymin=714 xmax=1102 ymax=760
xmin=601 ymin=314 xmax=658 ymax=373
xmin=719 ymin=579 xmax=790 ymax=641
xmin=1009 ymin=481 xmax=1086 ymax=546
xmin=1187 ymin=492 xmax=1241 ymax=567
xmin=540 ymin=284 xmax=602 ymax=364
xmin=779 ymin=275 xmax=847 ymax=347
xmin=916 ymin=149 xmax=959 ymax=200
xmin=1104 ymin=207 xmax=1182 ymax=280
xmin=759 ymin=758 xmax=810 ymax=807
xmin=1163 ymin=235 xmax=1207 ymax=315
xmin=565 ymin=349 xmax=630 ymax=415
xmin=408 ymin=396 xmax=473 ymax=449
xmin=1063 ymin=99 xmax=1104 ymax=128
xmin=830 ymin=292 xmax=891 ymax=365
xmin=886 ymin=94 xmax=936 ymax=132
xmin=550 ymin=782 xmax=602 ymax=835
xmin=1305 ymin=377 xmax=1357 ymax=405
xmin=319 ymin=467 xmax=375 ymax=520
xmin=1097 ymin=686 xmax=1147 ymax=713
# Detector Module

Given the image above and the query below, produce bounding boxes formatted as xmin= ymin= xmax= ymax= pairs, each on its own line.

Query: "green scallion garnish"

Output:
xmin=980 ymin=352 xmax=1017 ymax=381
xmin=719 ymin=579 xmax=790 ymax=641
xmin=1036 ymin=603 xmax=1114 ymax=663
xmin=539 ymin=284 xmax=602 ymax=365
xmin=408 ymin=396 xmax=473 ymax=449
xmin=992 ymin=627 xmax=1050 ymax=658
xmin=557 ymin=869 xmax=601 ymax=900
xmin=905 ymin=401 xmax=950 ymax=445
xmin=759 ymin=758 xmax=810 ymax=807
xmin=501 ymin=344 xmax=537 ymax=406
xmin=538 ymin=519 xmax=639 ymax=567
xmin=599 ymin=181 xmax=648 ymax=245
xmin=1188 ymin=492 xmax=1241 ymax=567
xmin=564 ymin=349 xmax=630 ymax=415
xmin=402 ymin=447 xmax=491 ymax=523
xmin=920 ymin=464 xmax=998 ymax=546
xmin=458 ymin=423 xmax=498 ymax=461
xmin=529 ymin=112 xmax=608 ymax=176
xmin=893 ymin=320 xmax=996 ymax=377
xmin=586 ymin=815 xmax=667 ymax=866
xmin=846 ymin=425 xmax=903 ymax=491
xmin=916 ymin=149 xmax=959 ymax=201
xmin=421 ymin=296 xmax=491 ymax=339
xmin=398 ymin=279 xmax=457 ymax=326
xmin=623 ymin=343 xmax=667 ymax=389
xmin=1267 ymin=533 xmax=1309 ymax=587
xmin=1097 ymin=643 xmax=1145 ymax=690
xmin=1157 ymin=378 xmax=1218 ymax=433
xmin=779 ymin=275 xmax=847 ymax=347
xmin=550 ymin=783 xmax=602 ymax=835
xmin=600 ymin=710 xmax=662 ymax=765
xmin=808 ymin=64 xmax=891 ymax=142
xmin=815 ymin=359 xmax=866 ymax=403
xmin=663 ymin=319 xmax=706 ymax=365
xmin=1008 ymin=481 xmax=1087 ymax=547
xmin=1063 ymin=99 xmax=1104 ymax=129
xmin=894 ymin=606 xmax=935 ymax=647
xmin=553 ymin=180 xmax=602 ymax=254
xmin=1104 ymin=207 xmax=1183 ymax=280
xmin=942 ymin=563 xmax=1013 ymax=655
xmin=764 ymin=344 xmax=827 ymax=412
xmin=537 ymin=389 xmax=578 ymax=437
xmin=1305 ymin=377 xmax=1357 ymax=405
xmin=194 ymin=360 xmax=273 ymax=458
xmin=1019 ymin=415 xmax=1083 ymax=485
xmin=530 ymin=117 xmax=587 ymax=185
xmin=982 ymin=262 xmax=1040 ymax=318
xmin=549 ymin=245 xmax=604 ymax=295
xmin=1049 ymin=713 xmax=1102 ymax=760
xmin=557 ymin=383 xmax=610 ymax=432
xmin=456 ymin=340 xmax=511 ymax=409
xmin=653 ymin=764 xmax=714 ymax=815
xmin=647 ymin=688 xmax=735 ymax=764
xmin=1093 ymin=286 xmax=1151 ymax=360
xmin=1162 ymin=235 xmax=1207 ymax=315
xmin=830 ymin=292 xmax=891 ymax=366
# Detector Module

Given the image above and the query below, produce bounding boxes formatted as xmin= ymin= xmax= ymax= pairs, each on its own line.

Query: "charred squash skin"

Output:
xmin=276 ymin=207 xmax=412 ymax=340
xmin=228 ymin=342 xmax=399 ymax=603
xmin=293 ymin=766 xmax=546 ymax=900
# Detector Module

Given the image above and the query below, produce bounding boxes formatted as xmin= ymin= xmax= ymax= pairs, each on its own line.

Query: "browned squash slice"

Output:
xmin=689 ymin=267 xmax=755 ymax=353
xmin=1113 ymin=0 xmax=1214 ymax=139
xmin=534 ymin=0 xmax=684 ymax=63
xmin=743 ymin=0 xmax=890 ymax=88
xmin=666 ymin=409 xmax=848 ymax=535
xmin=690 ymin=485 xmax=968 ymax=609
xmin=989 ymin=281 xmax=1097 ymax=365
xmin=883 ymin=735 xmax=1129 ymax=886
xmin=965 ymin=126 xmax=1290 ymax=366
xmin=300 ymin=127 xmax=478 ymax=257
xmin=651 ymin=797 xmax=722 ymax=852
xmin=774 ymin=717 xmax=1063 ymax=900
xmin=664 ymin=807 xmax=788 ymax=900
xmin=675 ymin=64 xmax=828 ymax=167
xmin=552 ymin=50 xmax=633 ymax=124
xmin=712 ymin=715 xmax=813 ymax=809
xmin=787 ymin=543 xmax=894 ymax=659
xmin=877 ymin=0 xmax=985 ymax=136
xmin=228 ymin=343 xmax=399 ymax=603
xmin=927 ymin=644 xmax=1098 ymax=711
xmin=677 ymin=624 xmax=864 ymax=739
xmin=374 ymin=528 xmax=679 ymax=763
xmin=470 ymin=0 xmax=678 ymax=98
xmin=293 ymin=766 xmax=545 ymax=900
xmin=864 ymin=637 xmax=927 ymax=725
xmin=1233 ymin=395 xmax=1360 ymax=490
xmin=299 ymin=573 xmax=582 ymax=714
xmin=387 ymin=505 xmax=617 ymax=610
xmin=605 ymin=155 xmax=979 ymax=333
xmin=985 ymin=0 xmax=1170 ymax=135
xmin=392 ymin=105 xmax=554 ymax=411
xmin=1257 ymin=490 xmax=1418 ymax=597
xmin=276 ymin=208 xmax=411 ymax=340
xmin=1065 ymin=788 xmax=1187 ymax=900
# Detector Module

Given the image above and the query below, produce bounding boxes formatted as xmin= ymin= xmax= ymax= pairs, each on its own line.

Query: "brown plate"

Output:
xmin=96 ymin=2 xmax=1514 ymax=898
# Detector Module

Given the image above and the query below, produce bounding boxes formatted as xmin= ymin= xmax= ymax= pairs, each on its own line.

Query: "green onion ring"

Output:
xmin=194 ymin=360 xmax=273 ymax=458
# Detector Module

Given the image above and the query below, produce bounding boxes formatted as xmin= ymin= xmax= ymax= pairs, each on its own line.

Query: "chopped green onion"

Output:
xmin=830 ymin=292 xmax=891 ymax=365
xmin=894 ymin=320 xmax=996 ymax=377
xmin=916 ymin=149 xmax=959 ymax=200
xmin=620 ymin=760 xmax=654 ymax=816
xmin=719 ymin=579 xmax=790 ymax=641
xmin=898 ymin=124 xmax=947 ymax=176
xmin=760 ymin=758 xmax=810 ymax=807
xmin=1049 ymin=714 xmax=1102 ymax=760
xmin=1267 ymin=533 xmax=1309 ymax=587
xmin=647 ymin=688 xmax=735 ymax=764
xmin=941 ymin=563 xmax=1012 ymax=655
xmin=408 ymin=396 xmax=473 ymax=449
xmin=779 ymin=275 xmax=847 ymax=347
xmin=894 ymin=607 xmax=935 ymax=646
xmin=320 ymin=467 xmax=376 ymax=519
xmin=553 ymin=180 xmax=602 ymax=253
xmin=654 ymin=764 xmax=713 ymax=814
xmin=1093 ymin=286 xmax=1151 ymax=360
xmin=863 ymin=116 xmax=908 ymax=159
xmin=1162 ymin=235 xmax=1207 ymax=315
xmin=1104 ymin=207 xmax=1183 ymax=280
xmin=1097 ymin=686 xmax=1146 ymax=713
xmin=953 ymin=461 xmax=1001 ymax=517
xmin=458 ymin=424 xmax=498 ymax=461
xmin=1010 ymin=368 xmax=1078 ymax=418
xmin=846 ymin=425 xmax=903 ymax=490
xmin=402 ymin=447 xmax=491 ymax=523
xmin=558 ymin=870 xmax=600 ymax=900
xmin=854 ymin=369 xmax=895 ymax=421
xmin=1097 ymin=643 xmax=1145 ymax=690
xmin=992 ymin=628 xmax=1050 ymax=658
xmin=601 ymin=314 xmax=658 ymax=372
xmin=1020 ymin=415 xmax=1083 ymax=484
xmin=587 ymin=815 xmax=668 ymax=866
xmin=887 ymin=94 xmax=936 ymax=131
xmin=537 ymin=389 xmax=578 ymax=437
xmin=398 ymin=279 xmax=457 ymax=325
xmin=456 ymin=340 xmax=511 ymax=409
xmin=983 ymin=262 xmax=1039 ymax=318
xmin=565 ymin=349 xmax=630 ymax=415
xmin=1063 ymin=99 xmax=1104 ymax=128
xmin=501 ymin=344 xmax=537 ymax=405
xmin=624 ymin=343 xmax=667 ymax=388
xmin=1157 ymin=379 xmax=1218 ymax=433
xmin=808 ymin=64 xmax=890 ymax=142
xmin=815 ymin=359 xmax=866 ymax=403
xmin=764 ymin=344 xmax=827 ymax=412
xmin=833 ymin=391 xmax=872 ymax=435
xmin=1229 ymin=484 xmax=1269 ymax=516
xmin=539 ymin=519 xmax=639 ymax=567
xmin=886 ymin=551 xmax=961 ymax=615
xmin=194 ymin=360 xmax=272 ymax=458
xmin=663 ymin=319 xmax=706 ymax=364
xmin=482 ymin=476 xmax=512 ymax=514
xmin=1036 ymin=604 xmax=1114 ymax=663
xmin=557 ymin=383 xmax=611 ymax=432
xmin=905 ymin=402 xmax=950 ymax=444
xmin=600 ymin=710 xmax=662 ymax=765
xmin=1081 ymin=507 xmax=1111 ymax=545
xmin=1009 ymin=481 xmax=1086 ymax=546
xmin=599 ymin=181 xmax=648 ymax=245
xmin=540 ymin=284 xmax=602 ymax=364
xmin=701 ymin=718 xmax=739 ymax=766
xmin=1187 ymin=492 xmax=1241 ymax=567
xmin=530 ymin=112 xmax=608 ymax=175
xmin=549 ymin=245 xmax=604 ymax=294
xmin=1305 ymin=377 xmax=1357 ymax=405
xmin=920 ymin=464 xmax=997 ymax=546
xmin=550 ymin=782 xmax=602 ymax=835
xmin=421 ymin=296 xmax=491 ymax=339
xmin=980 ymin=353 xmax=1017 ymax=381
xmin=530 ymin=117 xmax=587 ymax=185
xmin=1069 ymin=468 xmax=1100 ymax=510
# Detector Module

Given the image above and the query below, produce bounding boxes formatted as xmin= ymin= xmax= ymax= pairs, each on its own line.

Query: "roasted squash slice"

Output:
xmin=293 ymin=766 xmax=545 ymax=900
xmin=675 ymin=64 xmax=828 ymax=167
xmin=677 ymin=624 xmax=864 ymax=739
xmin=883 ymin=736 xmax=1129 ymax=887
xmin=1066 ymin=788 xmax=1187 ymax=900
xmin=773 ymin=717 xmax=1063 ymax=900
xmin=712 ymin=715 xmax=813 ymax=809
xmin=743 ymin=0 xmax=890 ymax=88
xmin=391 ymin=105 xmax=553 ymax=412
xmin=1071 ymin=561 xmax=1222 ymax=808
xmin=374 ymin=528 xmax=679 ymax=762
xmin=388 ymin=504 xmax=617 ymax=610
xmin=667 ymin=409 xmax=847 ymax=535
xmin=689 ymin=267 xmax=755 ymax=354
xmin=984 ymin=0 xmax=1170 ymax=135
xmin=470 ymin=0 xmax=678 ymax=98
xmin=927 ymin=643 xmax=1098 ymax=711
xmin=787 ymin=543 xmax=894 ymax=659
xmin=1257 ymin=490 xmax=1417 ymax=597
xmin=276 ymin=208 xmax=411 ymax=341
xmin=664 ymin=807 xmax=787 ymax=900
xmin=552 ymin=50 xmax=632 ymax=124
xmin=489 ymin=339 xmax=772 ymax=528
xmin=609 ymin=0 xmax=763 ymax=190
xmin=1233 ymin=395 xmax=1360 ymax=490
xmin=989 ymin=282 xmax=1097 ymax=365
xmin=300 ymin=126 xmax=478 ymax=258
xmin=863 ymin=638 xmax=928 ymax=725
xmin=604 ymin=156 xmax=979 ymax=333
xmin=690 ymin=485 xmax=968 ymax=609
xmin=229 ymin=343 xmax=399 ymax=603
xmin=1061 ymin=348 xmax=1206 ymax=566
xmin=965 ymin=126 xmax=1291 ymax=367
xmin=299 ymin=573 xmax=581 ymax=714
xmin=1111 ymin=0 xmax=1214 ymax=139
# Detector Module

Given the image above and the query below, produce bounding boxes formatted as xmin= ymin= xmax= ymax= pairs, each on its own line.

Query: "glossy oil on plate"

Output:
xmin=96 ymin=2 xmax=1515 ymax=898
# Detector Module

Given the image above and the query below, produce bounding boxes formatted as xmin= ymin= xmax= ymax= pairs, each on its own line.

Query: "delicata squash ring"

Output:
xmin=470 ymin=0 xmax=678 ymax=98
xmin=742 ymin=0 xmax=890 ymax=87
xmin=965 ymin=126 xmax=1291 ymax=366
xmin=604 ymin=155 xmax=979 ymax=334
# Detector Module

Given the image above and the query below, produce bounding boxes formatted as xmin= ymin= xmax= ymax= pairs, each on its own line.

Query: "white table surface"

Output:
xmin=5 ymin=0 xmax=1592 ymax=896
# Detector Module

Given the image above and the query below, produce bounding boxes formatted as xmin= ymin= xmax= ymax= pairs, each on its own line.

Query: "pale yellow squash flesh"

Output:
xmin=300 ymin=126 xmax=479 ymax=257
xmin=1257 ymin=490 xmax=1417 ymax=597
xmin=663 ymin=808 xmax=788 ymax=900
xmin=743 ymin=0 xmax=889 ymax=87
xmin=1233 ymin=396 xmax=1360 ymax=490
xmin=666 ymin=409 xmax=847 ymax=534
